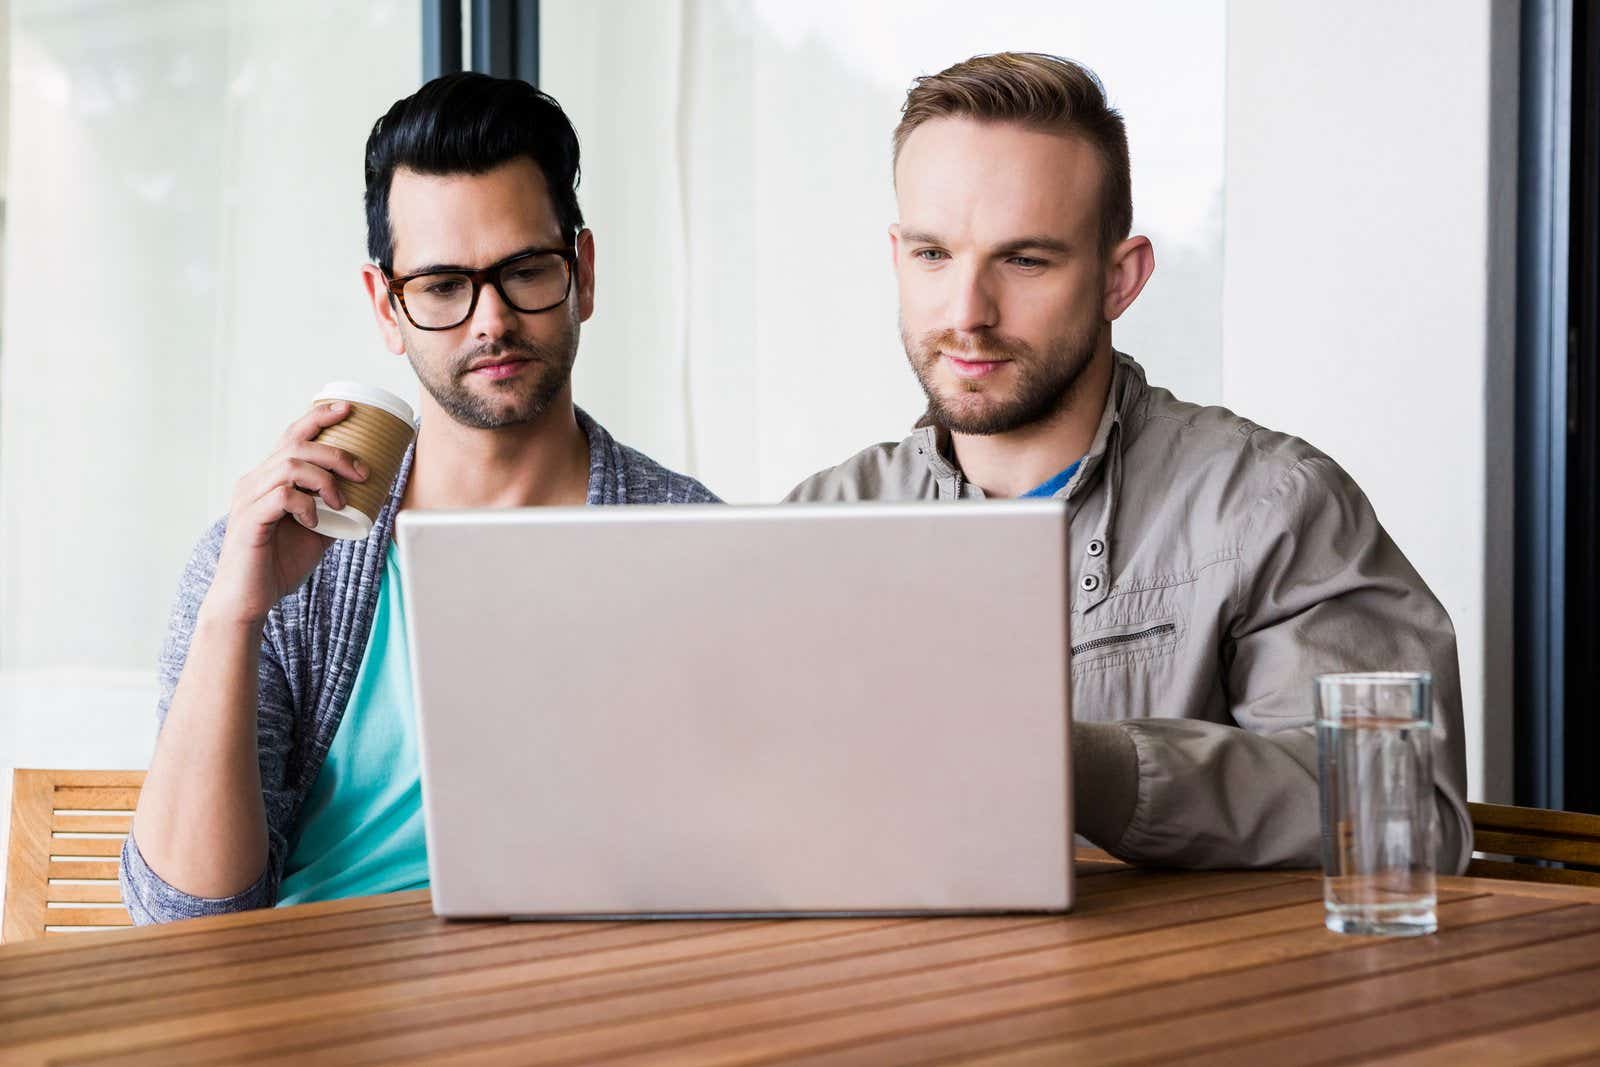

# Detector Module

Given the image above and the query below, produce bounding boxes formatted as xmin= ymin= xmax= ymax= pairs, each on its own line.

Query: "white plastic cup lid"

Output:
xmin=312 ymin=500 xmax=375 ymax=541
xmin=312 ymin=381 xmax=416 ymax=427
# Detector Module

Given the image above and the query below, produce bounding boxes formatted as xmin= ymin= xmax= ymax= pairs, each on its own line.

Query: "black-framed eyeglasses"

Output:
xmin=384 ymin=246 xmax=578 ymax=330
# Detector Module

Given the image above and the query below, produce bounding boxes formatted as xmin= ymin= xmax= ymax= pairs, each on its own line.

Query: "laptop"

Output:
xmin=395 ymin=501 xmax=1074 ymax=919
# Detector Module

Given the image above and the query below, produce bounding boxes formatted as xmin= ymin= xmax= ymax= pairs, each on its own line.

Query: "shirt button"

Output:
xmin=1086 ymin=538 xmax=1105 ymax=557
xmin=1080 ymin=574 xmax=1101 ymax=593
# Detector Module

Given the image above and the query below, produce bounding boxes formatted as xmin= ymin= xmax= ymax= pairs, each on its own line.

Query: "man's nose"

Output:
xmin=947 ymin=266 xmax=999 ymax=334
xmin=469 ymin=280 xmax=520 ymax=342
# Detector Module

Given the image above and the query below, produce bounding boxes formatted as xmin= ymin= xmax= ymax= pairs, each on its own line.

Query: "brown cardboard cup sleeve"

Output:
xmin=307 ymin=382 xmax=417 ymax=540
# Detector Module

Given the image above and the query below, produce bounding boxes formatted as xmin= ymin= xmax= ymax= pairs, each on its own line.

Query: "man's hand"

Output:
xmin=204 ymin=402 xmax=370 ymax=627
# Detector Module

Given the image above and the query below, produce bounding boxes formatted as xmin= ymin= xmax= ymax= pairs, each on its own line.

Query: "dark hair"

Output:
xmin=893 ymin=52 xmax=1131 ymax=251
xmin=364 ymin=72 xmax=585 ymax=274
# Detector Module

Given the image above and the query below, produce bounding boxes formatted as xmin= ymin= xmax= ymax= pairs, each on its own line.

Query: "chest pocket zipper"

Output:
xmin=1071 ymin=622 xmax=1176 ymax=656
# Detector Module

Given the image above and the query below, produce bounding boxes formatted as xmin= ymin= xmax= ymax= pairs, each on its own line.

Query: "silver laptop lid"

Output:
xmin=397 ymin=501 xmax=1073 ymax=918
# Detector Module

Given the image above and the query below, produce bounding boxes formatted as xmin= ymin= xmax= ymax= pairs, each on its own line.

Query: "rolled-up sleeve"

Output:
xmin=119 ymin=829 xmax=274 ymax=923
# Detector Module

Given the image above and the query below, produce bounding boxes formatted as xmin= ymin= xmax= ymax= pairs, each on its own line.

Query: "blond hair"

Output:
xmin=893 ymin=52 xmax=1132 ymax=250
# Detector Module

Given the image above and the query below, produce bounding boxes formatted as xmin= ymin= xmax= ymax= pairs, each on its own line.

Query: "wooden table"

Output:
xmin=5 ymin=854 xmax=1600 ymax=1066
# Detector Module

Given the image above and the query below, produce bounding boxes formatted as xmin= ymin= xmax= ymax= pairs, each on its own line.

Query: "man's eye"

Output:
xmin=1009 ymin=256 xmax=1046 ymax=269
xmin=423 ymin=279 xmax=467 ymax=296
xmin=913 ymin=249 xmax=949 ymax=262
xmin=506 ymin=267 xmax=547 ymax=283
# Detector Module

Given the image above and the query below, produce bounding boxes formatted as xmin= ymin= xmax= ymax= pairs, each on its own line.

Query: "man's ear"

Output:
xmin=361 ymin=264 xmax=407 ymax=356
xmin=575 ymin=228 xmax=596 ymax=323
xmin=1103 ymin=235 xmax=1155 ymax=322
xmin=888 ymin=223 xmax=902 ymax=274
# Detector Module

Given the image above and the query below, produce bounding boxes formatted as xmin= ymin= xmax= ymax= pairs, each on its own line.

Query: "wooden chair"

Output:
xmin=4 ymin=769 xmax=146 ymax=942
xmin=1468 ymin=801 xmax=1600 ymax=887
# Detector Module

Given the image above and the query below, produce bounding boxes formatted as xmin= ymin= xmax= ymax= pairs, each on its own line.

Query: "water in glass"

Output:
xmin=1318 ymin=714 xmax=1437 ymax=936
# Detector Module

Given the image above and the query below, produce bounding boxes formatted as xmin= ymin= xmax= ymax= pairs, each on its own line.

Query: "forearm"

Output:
xmin=1079 ymin=718 xmax=1323 ymax=868
xmin=130 ymin=604 xmax=270 ymax=899
xmin=1079 ymin=717 xmax=1469 ymax=872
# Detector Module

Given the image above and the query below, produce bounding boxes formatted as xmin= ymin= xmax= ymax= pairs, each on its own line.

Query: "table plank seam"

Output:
xmin=6 ymin=879 xmax=1308 ymax=1036
xmin=1034 ymin=918 xmax=1600 ymax=1067
xmin=49 ymin=887 xmax=1353 ymax=1063
xmin=334 ymin=898 xmax=1423 ymax=1067
xmin=300 ymin=889 xmax=1334 ymax=1028
xmin=0 ymin=914 xmax=620 ymax=1004
xmin=71 ymin=917 xmax=1048 ymax=1064
xmin=0 ymin=903 xmax=443 ymax=979
xmin=81 ymin=921 xmax=1043 ymax=1067
xmin=11 ymin=898 xmax=1345 ymax=1067
xmin=11 ymin=873 xmax=1600 ymax=1067
xmin=208 ymin=918 xmax=1133 ymax=1063
xmin=0 ymin=890 xmax=434 ymax=954
xmin=0 ymin=870 xmax=1284 ymax=979
xmin=14 ymin=920 xmax=983 ymax=1067
xmin=723 ymin=900 xmax=1579 ymax=1067
xmin=751 ymin=908 xmax=1598 ymax=1067
xmin=9 ymin=919 xmax=972 ymax=1054
xmin=2 ymin=919 xmax=822 ymax=1039
xmin=1309 ymin=971 xmax=1600 ymax=1067
xmin=1544 ymin=1052 xmax=1600 ymax=1067
xmin=673 ymin=902 xmax=1600 ymax=1067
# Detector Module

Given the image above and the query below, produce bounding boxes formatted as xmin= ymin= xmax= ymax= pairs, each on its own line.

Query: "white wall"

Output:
xmin=0 ymin=0 xmax=7 ymax=195
xmin=1221 ymin=0 xmax=1518 ymax=802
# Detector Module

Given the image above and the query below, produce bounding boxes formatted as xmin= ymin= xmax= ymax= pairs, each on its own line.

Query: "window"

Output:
xmin=0 ymin=1 xmax=421 ymax=763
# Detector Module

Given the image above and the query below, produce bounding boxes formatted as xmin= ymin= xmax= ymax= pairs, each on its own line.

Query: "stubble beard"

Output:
xmin=407 ymin=311 xmax=579 ymax=431
xmin=904 ymin=316 xmax=1101 ymax=436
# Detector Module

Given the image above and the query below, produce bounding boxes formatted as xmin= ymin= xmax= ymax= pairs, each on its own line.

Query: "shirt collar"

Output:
xmin=908 ymin=350 xmax=1141 ymax=500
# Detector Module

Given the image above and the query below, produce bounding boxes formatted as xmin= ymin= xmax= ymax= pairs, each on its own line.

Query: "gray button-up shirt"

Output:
xmin=787 ymin=353 xmax=1472 ymax=873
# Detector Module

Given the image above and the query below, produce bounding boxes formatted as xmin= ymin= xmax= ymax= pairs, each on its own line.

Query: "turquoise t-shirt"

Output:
xmin=277 ymin=543 xmax=429 ymax=905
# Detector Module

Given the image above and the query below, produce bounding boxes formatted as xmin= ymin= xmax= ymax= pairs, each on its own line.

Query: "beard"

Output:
xmin=903 ymin=316 xmax=1100 ymax=436
xmin=406 ymin=311 xmax=579 ymax=431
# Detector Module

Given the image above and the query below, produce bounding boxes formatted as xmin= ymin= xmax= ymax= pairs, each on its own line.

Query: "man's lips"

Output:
xmin=943 ymin=353 xmax=1010 ymax=380
xmin=466 ymin=356 xmax=532 ymax=380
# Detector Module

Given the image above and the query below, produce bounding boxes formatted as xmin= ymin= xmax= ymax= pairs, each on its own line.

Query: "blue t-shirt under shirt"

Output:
xmin=277 ymin=543 xmax=428 ymax=905
xmin=1020 ymin=458 xmax=1082 ymax=498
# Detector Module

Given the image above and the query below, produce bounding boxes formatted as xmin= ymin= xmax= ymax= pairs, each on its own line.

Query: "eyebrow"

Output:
xmin=900 ymin=230 xmax=1074 ymax=257
xmin=994 ymin=235 xmax=1074 ymax=256
xmin=400 ymin=243 xmax=550 ymax=277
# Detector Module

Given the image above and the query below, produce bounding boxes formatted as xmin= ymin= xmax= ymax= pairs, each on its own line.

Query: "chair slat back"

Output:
xmin=1467 ymin=801 xmax=1600 ymax=888
xmin=4 ymin=769 xmax=146 ymax=943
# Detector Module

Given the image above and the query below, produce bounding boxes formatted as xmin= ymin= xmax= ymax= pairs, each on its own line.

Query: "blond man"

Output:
xmin=790 ymin=53 xmax=1470 ymax=871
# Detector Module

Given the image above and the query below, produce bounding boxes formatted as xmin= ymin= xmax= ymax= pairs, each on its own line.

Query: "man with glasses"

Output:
xmin=122 ymin=73 xmax=716 ymax=923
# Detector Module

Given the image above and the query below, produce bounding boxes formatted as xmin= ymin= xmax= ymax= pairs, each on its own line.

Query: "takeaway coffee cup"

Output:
xmin=307 ymin=381 xmax=417 ymax=540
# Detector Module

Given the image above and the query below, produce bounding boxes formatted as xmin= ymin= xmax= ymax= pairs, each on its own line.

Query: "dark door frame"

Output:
xmin=1516 ymin=0 xmax=1572 ymax=812
xmin=1563 ymin=0 xmax=1599 ymax=815
xmin=424 ymin=0 xmax=539 ymax=85
xmin=1517 ymin=0 xmax=1599 ymax=815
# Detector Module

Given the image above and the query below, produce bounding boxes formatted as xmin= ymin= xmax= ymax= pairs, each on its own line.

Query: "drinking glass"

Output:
xmin=1314 ymin=672 xmax=1437 ymax=936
